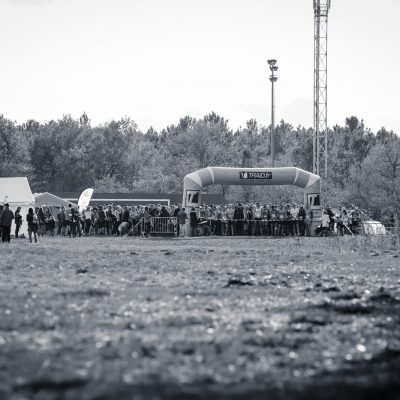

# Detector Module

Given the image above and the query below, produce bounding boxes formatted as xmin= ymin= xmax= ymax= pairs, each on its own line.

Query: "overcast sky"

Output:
xmin=0 ymin=0 xmax=399 ymax=133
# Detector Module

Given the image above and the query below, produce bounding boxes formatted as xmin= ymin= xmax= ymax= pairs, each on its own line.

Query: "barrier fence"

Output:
xmin=135 ymin=217 xmax=390 ymax=237
xmin=141 ymin=217 xmax=177 ymax=236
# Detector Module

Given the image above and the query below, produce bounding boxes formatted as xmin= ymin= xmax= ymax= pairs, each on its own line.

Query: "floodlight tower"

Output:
xmin=313 ymin=0 xmax=331 ymax=178
xmin=268 ymin=59 xmax=278 ymax=167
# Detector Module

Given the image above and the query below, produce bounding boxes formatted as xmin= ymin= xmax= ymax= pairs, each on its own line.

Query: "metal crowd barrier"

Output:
xmin=141 ymin=217 xmax=177 ymax=236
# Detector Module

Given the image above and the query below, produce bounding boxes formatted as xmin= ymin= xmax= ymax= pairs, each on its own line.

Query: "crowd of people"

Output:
xmin=0 ymin=201 xmax=364 ymax=243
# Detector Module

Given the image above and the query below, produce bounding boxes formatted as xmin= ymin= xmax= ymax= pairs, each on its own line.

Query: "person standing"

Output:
xmin=84 ymin=206 xmax=93 ymax=235
xmin=26 ymin=207 xmax=39 ymax=243
xmin=233 ymin=203 xmax=245 ymax=236
xmin=254 ymin=202 xmax=263 ymax=236
xmin=65 ymin=204 xmax=73 ymax=237
xmin=0 ymin=204 xmax=14 ymax=243
xmin=143 ymin=206 xmax=151 ymax=237
xmin=106 ymin=205 xmax=114 ymax=235
xmin=335 ymin=206 xmax=343 ymax=235
xmin=305 ymin=204 xmax=313 ymax=236
xmin=298 ymin=205 xmax=306 ymax=236
xmin=342 ymin=209 xmax=350 ymax=234
xmin=246 ymin=206 xmax=255 ymax=236
xmin=14 ymin=207 xmax=22 ymax=238
xmin=290 ymin=204 xmax=299 ymax=236
xmin=57 ymin=206 xmax=66 ymax=236
xmin=262 ymin=204 xmax=271 ymax=236
xmin=37 ymin=207 xmax=45 ymax=236
xmin=225 ymin=204 xmax=234 ymax=236
xmin=177 ymin=207 xmax=187 ymax=237
xmin=189 ymin=207 xmax=198 ymax=236
xmin=173 ymin=205 xmax=181 ymax=236
xmin=270 ymin=206 xmax=278 ymax=236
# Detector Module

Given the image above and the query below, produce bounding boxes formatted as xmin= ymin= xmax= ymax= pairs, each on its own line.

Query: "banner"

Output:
xmin=185 ymin=190 xmax=200 ymax=207
xmin=78 ymin=188 xmax=94 ymax=211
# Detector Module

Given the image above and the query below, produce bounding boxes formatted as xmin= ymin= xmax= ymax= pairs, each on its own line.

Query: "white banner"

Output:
xmin=78 ymin=188 xmax=94 ymax=211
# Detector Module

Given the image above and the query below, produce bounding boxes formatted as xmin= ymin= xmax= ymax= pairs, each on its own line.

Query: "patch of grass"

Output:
xmin=1 ymin=236 xmax=400 ymax=400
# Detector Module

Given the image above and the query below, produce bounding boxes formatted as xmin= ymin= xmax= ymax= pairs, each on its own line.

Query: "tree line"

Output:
xmin=1 ymin=112 xmax=399 ymax=222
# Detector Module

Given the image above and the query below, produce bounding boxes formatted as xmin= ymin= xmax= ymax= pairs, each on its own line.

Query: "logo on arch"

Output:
xmin=186 ymin=190 xmax=200 ymax=207
xmin=240 ymin=171 xmax=272 ymax=180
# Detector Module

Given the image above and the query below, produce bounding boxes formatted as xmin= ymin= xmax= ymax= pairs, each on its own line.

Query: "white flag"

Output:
xmin=78 ymin=188 xmax=94 ymax=211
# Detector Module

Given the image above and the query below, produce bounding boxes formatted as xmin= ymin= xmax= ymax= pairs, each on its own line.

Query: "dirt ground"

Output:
xmin=0 ymin=235 xmax=400 ymax=400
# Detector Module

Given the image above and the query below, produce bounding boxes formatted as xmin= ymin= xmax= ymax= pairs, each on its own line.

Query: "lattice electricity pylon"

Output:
xmin=313 ymin=0 xmax=331 ymax=179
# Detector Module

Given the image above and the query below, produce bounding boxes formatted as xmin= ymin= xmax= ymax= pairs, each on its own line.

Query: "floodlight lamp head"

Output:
xmin=267 ymin=59 xmax=277 ymax=66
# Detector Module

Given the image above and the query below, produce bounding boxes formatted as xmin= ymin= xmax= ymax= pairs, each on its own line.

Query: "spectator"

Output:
xmin=189 ymin=207 xmax=198 ymax=236
xmin=106 ymin=205 xmax=114 ymax=235
xmin=305 ymin=204 xmax=313 ymax=236
xmin=233 ymin=203 xmax=244 ymax=235
xmin=143 ymin=206 xmax=151 ymax=237
xmin=298 ymin=205 xmax=306 ymax=236
xmin=26 ymin=207 xmax=39 ymax=244
xmin=290 ymin=204 xmax=299 ymax=236
xmin=173 ymin=205 xmax=181 ymax=236
xmin=254 ymin=202 xmax=263 ymax=236
xmin=262 ymin=204 xmax=271 ymax=236
xmin=247 ymin=206 xmax=255 ymax=235
xmin=98 ymin=205 xmax=106 ymax=235
xmin=270 ymin=205 xmax=278 ymax=236
xmin=84 ymin=206 xmax=93 ymax=235
xmin=57 ymin=206 xmax=66 ymax=236
xmin=37 ymin=207 xmax=46 ymax=236
xmin=160 ymin=206 xmax=170 ymax=218
xmin=122 ymin=206 xmax=130 ymax=223
xmin=14 ymin=206 xmax=22 ymax=238
xmin=342 ymin=209 xmax=350 ymax=234
xmin=0 ymin=203 xmax=14 ymax=243
xmin=335 ymin=206 xmax=343 ymax=235
xmin=177 ymin=207 xmax=188 ymax=237
xmin=225 ymin=204 xmax=234 ymax=236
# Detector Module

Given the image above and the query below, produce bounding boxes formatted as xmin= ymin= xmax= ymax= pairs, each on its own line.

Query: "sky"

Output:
xmin=0 ymin=0 xmax=399 ymax=133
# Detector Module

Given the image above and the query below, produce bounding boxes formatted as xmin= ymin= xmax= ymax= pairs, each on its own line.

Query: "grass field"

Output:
xmin=0 ymin=235 xmax=400 ymax=400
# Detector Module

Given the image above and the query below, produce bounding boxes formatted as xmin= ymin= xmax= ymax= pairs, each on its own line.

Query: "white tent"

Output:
xmin=0 ymin=177 xmax=35 ymax=238
xmin=34 ymin=192 xmax=77 ymax=217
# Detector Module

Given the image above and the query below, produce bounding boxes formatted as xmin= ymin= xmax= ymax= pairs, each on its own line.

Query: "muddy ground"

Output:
xmin=0 ymin=235 xmax=400 ymax=400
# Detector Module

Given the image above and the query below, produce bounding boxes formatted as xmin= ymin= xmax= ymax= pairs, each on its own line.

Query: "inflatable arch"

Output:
xmin=182 ymin=167 xmax=322 ymax=236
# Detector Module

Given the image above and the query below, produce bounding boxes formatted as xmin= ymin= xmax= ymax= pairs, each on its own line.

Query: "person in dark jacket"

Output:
xmin=298 ymin=205 xmax=306 ymax=236
xmin=14 ymin=207 xmax=22 ymax=238
xmin=233 ymin=203 xmax=245 ymax=236
xmin=97 ymin=205 xmax=105 ymax=234
xmin=189 ymin=207 xmax=198 ymax=236
xmin=106 ymin=205 xmax=114 ymax=235
xmin=122 ymin=206 xmax=130 ymax=223
xmin=57 ymin=206 xmax=66 ymax=236
xmin=173 ymin=205 xmax=181 ymax=236
xmin=159 ymin=206 xmax=170 ymax=218
xmin=37 ymin=207 xmax=45 ymax=236
xmin=0 ymin=204 xmax=14 ymax=243
xmin=26 ymin=207 xmax=39 ymax=243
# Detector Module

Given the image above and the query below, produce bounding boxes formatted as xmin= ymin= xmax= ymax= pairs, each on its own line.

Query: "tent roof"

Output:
xmin=34 ymin=192 xmax=77 ymax=208
xmin=0 ymin=177 xmax=34 ymax=204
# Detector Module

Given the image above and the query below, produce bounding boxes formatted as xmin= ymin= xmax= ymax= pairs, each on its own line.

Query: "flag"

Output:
xmin=78 ymin=188 xmax=94 ymax=211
